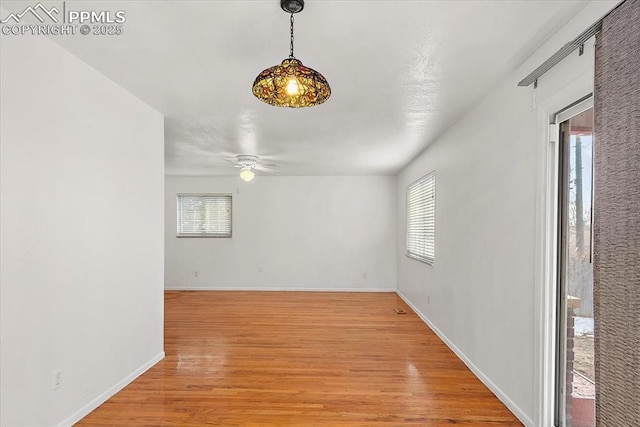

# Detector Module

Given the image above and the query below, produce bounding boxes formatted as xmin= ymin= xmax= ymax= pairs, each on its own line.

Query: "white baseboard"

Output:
xmin=56 ymin=351 xmax=165 ymax=427
xmin=396 ymin=291 xmax=533 ymax=427
xmin=164 ymin=286 xmax=396 ymax=292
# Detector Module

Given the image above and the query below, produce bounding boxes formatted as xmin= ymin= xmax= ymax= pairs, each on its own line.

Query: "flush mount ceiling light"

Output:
xmin=252 ymin=0 xmax=331 ymax=108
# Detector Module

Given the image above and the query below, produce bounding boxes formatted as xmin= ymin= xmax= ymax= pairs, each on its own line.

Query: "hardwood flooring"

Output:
xmin=78 ymin=291 xmax=522 ymax=426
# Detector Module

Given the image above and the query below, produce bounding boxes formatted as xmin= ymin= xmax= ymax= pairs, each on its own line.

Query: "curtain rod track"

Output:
xmin=518 ymin=1 xmax=625 ymax=87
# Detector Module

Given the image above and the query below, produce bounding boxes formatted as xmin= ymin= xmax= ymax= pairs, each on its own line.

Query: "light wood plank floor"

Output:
xmin=78 ymin=291 xmax=522 ymax=426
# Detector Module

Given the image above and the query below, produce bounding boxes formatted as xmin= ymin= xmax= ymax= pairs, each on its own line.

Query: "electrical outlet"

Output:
xmin=427 ymin=295 xmax=431 ymax=304
xmin=194 ymin=271 xmax=198 ymax=278
xmin=258 ymin=266 xmax=263 ymax=273
xmin=53 ymin=369 xmax=62 ymax=390
xmin=362 ymin=272 xmax=368 ymax=279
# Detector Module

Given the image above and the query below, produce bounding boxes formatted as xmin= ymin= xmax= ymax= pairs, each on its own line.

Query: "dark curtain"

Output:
xmin=593 ymin=0 xmax=640 ymax=425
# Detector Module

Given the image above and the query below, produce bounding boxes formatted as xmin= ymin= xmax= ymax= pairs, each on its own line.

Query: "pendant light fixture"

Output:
xmin=252 ymin=0 xmax=331 ymax=108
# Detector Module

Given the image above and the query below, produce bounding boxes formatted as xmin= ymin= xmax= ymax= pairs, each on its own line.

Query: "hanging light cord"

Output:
xmin=289 ymin=13 xmax=295 ymax=58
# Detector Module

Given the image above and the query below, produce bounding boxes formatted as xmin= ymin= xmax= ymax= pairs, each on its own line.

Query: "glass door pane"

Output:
xmin=557 ymin=107 xmax=595 ymax=427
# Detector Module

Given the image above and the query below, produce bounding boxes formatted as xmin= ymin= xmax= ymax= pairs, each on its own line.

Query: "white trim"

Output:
xmin=55 ymin=352 xmax=165 ymax=427
xmin=164 ymin=286 xmax=396 ymax=292
xmin=533 ymin=105 xmax=561 ymax=427
xmin=554 ymin=96 xmax=593 ymax=124
xmin=396 ymin=291 xmax=533 ymax=427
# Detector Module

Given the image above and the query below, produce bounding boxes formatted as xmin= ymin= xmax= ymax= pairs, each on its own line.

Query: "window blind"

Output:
xmin=406 ymin=171 xmax=436 ymax=264
xmin=177 ymin=194 xmax=232 ymax=237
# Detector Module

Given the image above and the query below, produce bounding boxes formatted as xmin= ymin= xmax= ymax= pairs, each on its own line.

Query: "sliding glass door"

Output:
xmin=556 ymin=103 xmax=595 ymax=427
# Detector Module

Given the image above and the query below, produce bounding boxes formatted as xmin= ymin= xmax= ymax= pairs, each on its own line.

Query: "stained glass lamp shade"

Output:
xmin=252 ymin=0 xmax=330 ymax=108
xmin=253 ymin=58 xmax=331 ymax=108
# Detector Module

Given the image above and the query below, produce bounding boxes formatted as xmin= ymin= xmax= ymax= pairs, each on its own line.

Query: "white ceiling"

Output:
xmin=16 ymin=0 xmax=587 ymax=176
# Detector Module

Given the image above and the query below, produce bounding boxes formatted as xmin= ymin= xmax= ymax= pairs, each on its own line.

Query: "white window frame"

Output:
xmin=176 ymin=193 xmax=232 ymax=238
xmin=406 ymin=171 xmax=436 ymax=265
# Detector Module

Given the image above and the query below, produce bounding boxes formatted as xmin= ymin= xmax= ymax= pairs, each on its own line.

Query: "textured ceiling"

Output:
xmin=11 ymin=0 xmax=588 ymax=176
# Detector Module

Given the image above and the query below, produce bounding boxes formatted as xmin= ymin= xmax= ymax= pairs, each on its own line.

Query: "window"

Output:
xmin=406 ymin=171 xmax=436 ymax=264
xmin=177 ymin=194 xmax=232 ymax=237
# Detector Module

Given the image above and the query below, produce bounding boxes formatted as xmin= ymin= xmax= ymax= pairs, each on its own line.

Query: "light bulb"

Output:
xmin=240 ymin=168 xmax=255 ymax=182
xmin=286 ymin=78 xmax=300 ymax=96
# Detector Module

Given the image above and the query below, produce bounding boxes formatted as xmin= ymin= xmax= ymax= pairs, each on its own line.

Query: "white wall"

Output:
xmin=396 ymin=1 xmax=619 ymax=425
xmin=0 ymin=34 xmax=165 ymax=426
xmin=165 ymin=176 xmax=396 ymax=291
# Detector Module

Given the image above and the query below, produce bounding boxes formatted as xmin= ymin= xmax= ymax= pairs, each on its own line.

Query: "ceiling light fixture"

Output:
xmin=237 ymin=155 xmax=258 ymax=182
xmin=239 ymin=167 xmax=255 ymax=182
xmin=252 ymin=0 xmax=331 ymax=108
